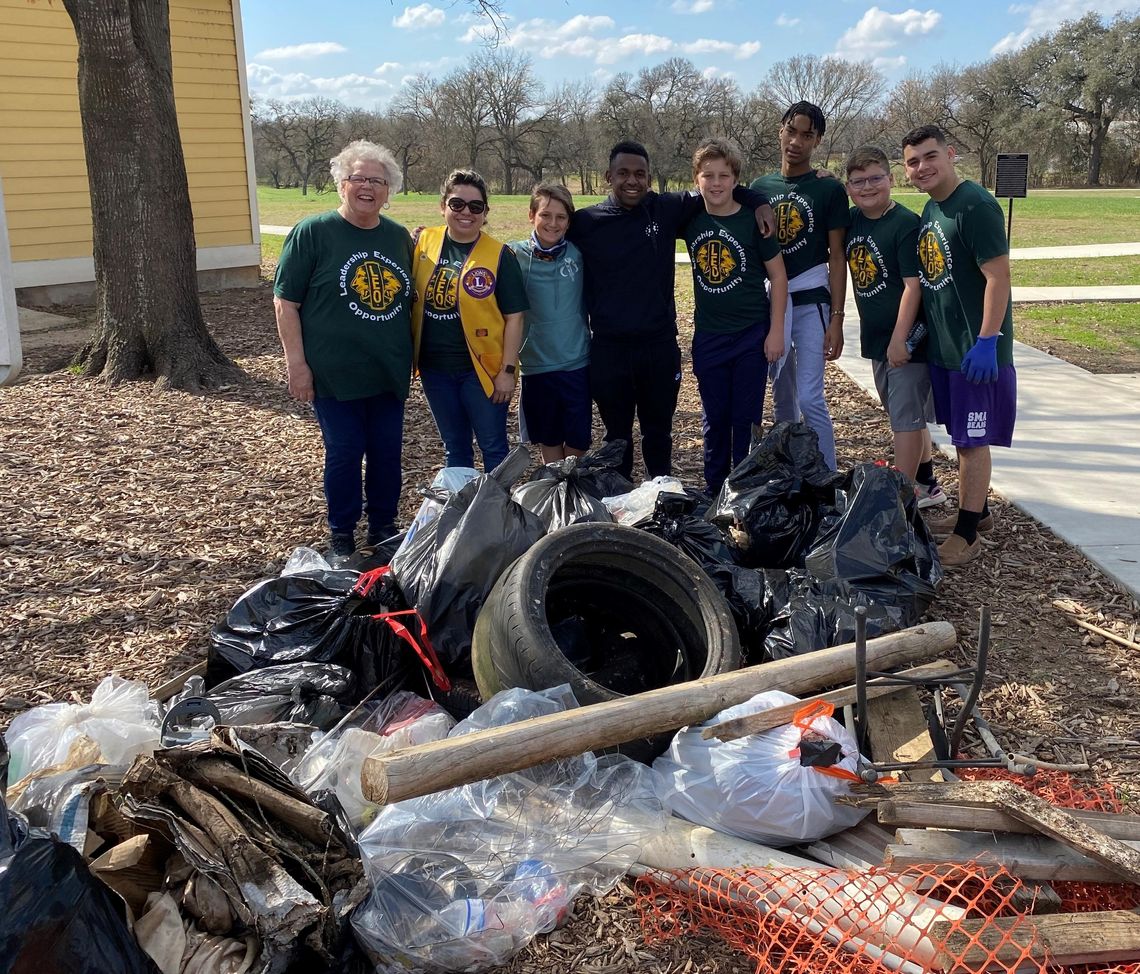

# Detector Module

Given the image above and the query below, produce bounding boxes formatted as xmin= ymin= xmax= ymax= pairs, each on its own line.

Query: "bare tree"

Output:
xmin=257 ymin=97 xmax=345 ymax=196
xmin=473 ymin=51 xmax=553 ymax=193
xmin=436 ymin=63 xmax=494 ymax=170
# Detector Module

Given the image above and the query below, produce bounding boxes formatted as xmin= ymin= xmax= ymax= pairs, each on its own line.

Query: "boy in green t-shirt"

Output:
xmin=902 ymin=125 xmax=1017 ymax=568
xmin=750 ymin=101 xmax=850 ymax=471
xmin=844 ymin=145 xmax=946 ymax=508
xmin=683 ymin=138 xmax=788 ymax=495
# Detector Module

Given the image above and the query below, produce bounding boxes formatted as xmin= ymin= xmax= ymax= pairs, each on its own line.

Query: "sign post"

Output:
xmin=995 ymin=153 xmax=1029 ymax=243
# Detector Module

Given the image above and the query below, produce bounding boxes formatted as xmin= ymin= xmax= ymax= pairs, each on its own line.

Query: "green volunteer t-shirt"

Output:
xmin=917 ymin=180 xmax=1014 ymax=371
xmin=682 ymin=207 xmax=781 ymax=335
xmin=749 ymin=170 xmax=850 ymax=306
xmin=847 ymin=203 xmax=925 ymax=362
xmin=273 ymin=210 xmax=413 ymax=401
xmin=419 ymin=234 xmax=529 ymax=374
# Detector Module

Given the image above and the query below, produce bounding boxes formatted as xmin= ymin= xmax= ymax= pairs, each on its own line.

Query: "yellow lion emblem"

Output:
xmin=848 ymin=244 xmax=878 ymax=290
xmin=918 ymin=231 xmax=946 ymax=281
xmin=695 ymin=240 xmax=737 ymax=285
xmin=351 ymin=262 xmax=403 ymax=312
xmin=775 ymin=201 xmax=805 ymax=246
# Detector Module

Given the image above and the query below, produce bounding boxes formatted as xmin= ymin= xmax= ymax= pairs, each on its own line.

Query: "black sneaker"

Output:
xmin=328 ymin=532 xmax=356 ymax=557
xmin=366 ymin=523 xmax=399 ymax=547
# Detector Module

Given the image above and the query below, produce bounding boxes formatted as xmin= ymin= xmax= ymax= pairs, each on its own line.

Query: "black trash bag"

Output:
xmin=762 ymin=570 xmax=914 ymax=660
xmin=390 ymin=447 xmax=546 ymax=666
xmin=707 ymin=422 xmax=844 ymax=570
xmin=526 ymin=439 xmax=634 ymax=501
xmin=0 ymin=836 xmax=162 ymax=974
xmin=705 ymin=562 xmax=773 ymax=663
xmin=205 ymin=661 xmax=358 ymax=729
xmin=512 ymin=458 xmax=614 ymax=531
xmin=805 ymin=462 xmax=942 ymax=621
xmin=206 ymin=566 xmax=416 ymax=694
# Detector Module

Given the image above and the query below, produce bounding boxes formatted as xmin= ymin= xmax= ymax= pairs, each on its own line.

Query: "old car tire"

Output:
xmin=471 ymin=522 xmax=741 ymax=762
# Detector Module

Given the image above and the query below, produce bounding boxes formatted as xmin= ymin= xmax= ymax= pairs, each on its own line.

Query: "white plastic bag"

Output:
xmin=281 ymin=546 xmax=333 ymax=575
xmin=601 ymin=476 xmax=684 ymax=525
xmin=653 ymin=690 xmax=869 ymax=846
xmin=5 ymin=676 xmax=161 ymax=787
xmin=294 ymin=691 xmax=455 ymax=832
xmin=395 ymin=467 xmax=481 ymax=557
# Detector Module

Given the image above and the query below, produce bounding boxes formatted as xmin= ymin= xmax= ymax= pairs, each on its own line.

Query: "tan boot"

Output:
xmin=938 ymin=533 xmax=982 ymax=567
xmin=927 ymin=510 xmax=994 ymax=539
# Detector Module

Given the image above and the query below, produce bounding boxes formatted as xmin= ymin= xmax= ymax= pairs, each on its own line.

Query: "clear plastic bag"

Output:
xmin=281 ymin=546 xmax=333 ymax=575
xmin=653 ymin=690 xmax=869 ymax=846
xmin=5 ymin=676 xmax=160 ymax=787
xmin=295 ymin=691 xmax=455 ymax=833
xmin=395 ymin=467 xmax=481 ymax=559
xmin=601 ymin=476 xmax=685 ymax=525
xmin=351 ymin=686 xmax=667 ymax=972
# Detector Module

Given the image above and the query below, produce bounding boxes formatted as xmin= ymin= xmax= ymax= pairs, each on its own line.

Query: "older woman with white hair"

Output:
xmin=274 ymin=140 xmax=413 ymax=557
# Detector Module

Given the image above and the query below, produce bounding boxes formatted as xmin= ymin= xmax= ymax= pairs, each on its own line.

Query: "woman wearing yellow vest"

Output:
xmin=412 ymin=169 xmax=529 ymax=471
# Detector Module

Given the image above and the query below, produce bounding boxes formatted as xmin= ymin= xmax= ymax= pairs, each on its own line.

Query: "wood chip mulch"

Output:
xmin=2 ymin=281 xmax=1138 ymax=973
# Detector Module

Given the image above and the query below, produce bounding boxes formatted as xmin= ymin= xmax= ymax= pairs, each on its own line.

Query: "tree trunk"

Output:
xmin=1088 ymin=126 xmax=1106 ymax=186
xmin=63 ymin=0 xmax=245 ymax=391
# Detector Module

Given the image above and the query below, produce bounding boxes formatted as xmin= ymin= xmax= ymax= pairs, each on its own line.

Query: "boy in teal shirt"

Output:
xmin=844 ymin=145 xmax=946 ymax=507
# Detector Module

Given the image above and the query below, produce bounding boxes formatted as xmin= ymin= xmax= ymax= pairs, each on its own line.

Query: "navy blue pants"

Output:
xmin=589 ymin=336 xmax=682 ymax=479
xmin=692 ymin=321 xmax=767 ymax=495
xmin=419 ymin=368 xmax=510 ymax=471
xmin=312 ymin=392 xmax=404 ymax=536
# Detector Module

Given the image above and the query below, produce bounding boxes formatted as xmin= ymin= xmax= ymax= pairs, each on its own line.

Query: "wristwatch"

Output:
xmin=504 ymin=363 xmax=517 ymax=375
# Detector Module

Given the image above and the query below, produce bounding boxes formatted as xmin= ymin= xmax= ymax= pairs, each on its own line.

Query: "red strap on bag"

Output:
xmin=353 ymin=566 xmax=452 ymax=691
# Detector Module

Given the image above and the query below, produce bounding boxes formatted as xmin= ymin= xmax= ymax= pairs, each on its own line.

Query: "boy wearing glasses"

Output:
xmin=844 ymin=145 xmax=946 ymax=507
xmin=750 ymin=101 xmax=849 ymax=471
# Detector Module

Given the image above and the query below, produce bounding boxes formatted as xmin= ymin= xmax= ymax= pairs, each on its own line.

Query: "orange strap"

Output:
xmin=788 ymin=699 xmax=864 ymax=783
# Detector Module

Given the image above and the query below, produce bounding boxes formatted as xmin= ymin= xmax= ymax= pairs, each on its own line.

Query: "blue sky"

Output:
xmin=240 ymin=0 xmax=1140 ymax=109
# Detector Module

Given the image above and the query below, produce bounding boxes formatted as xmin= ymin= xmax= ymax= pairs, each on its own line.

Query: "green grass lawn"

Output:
xmin=1013 ymin=254 xmax=1140 ymax=287
xmin=1015 ymin=302 xmax=1140 ymax=372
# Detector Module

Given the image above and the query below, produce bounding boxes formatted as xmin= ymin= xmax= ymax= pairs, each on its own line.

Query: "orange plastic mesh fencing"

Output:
xmin=635 ymin=862 xmax=1057 ymax=974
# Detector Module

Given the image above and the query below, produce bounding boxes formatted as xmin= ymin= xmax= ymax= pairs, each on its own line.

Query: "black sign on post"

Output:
xmin=995 ymin=152 xmax=1029 ymax=241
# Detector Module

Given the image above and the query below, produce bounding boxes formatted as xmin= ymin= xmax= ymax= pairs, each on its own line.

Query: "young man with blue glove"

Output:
xmin=902 ymin=125 xmax=1016 ymax=567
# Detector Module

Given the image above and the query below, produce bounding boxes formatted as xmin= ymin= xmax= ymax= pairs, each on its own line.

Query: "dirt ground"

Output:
xmin=3 ymin=283 xmax=1139 ymax=973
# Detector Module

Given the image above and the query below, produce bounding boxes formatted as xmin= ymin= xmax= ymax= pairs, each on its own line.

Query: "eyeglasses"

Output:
xmin=847 ymin=174 xmax=889 ymax=190
xmin=346 ymin=175 xmax=388 ymax=187
xmin=446 ymin=197 xmax=487 ymax=214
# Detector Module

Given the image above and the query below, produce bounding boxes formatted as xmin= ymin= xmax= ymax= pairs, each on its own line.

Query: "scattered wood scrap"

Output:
xmin=864 ymin=686 xmax=942 ymax=782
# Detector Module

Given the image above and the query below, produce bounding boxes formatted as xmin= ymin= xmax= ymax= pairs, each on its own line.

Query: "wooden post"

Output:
xmin=361 ymin=621 xmax=956 ymax=805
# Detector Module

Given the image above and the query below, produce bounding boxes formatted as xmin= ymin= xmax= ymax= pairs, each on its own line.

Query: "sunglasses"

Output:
xmin=446 ymin=197 xmax=487 ymax=214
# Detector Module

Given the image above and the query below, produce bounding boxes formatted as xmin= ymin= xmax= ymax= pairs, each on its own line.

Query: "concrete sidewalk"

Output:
xmin=836 ymin=305 xmax=1140 ymax=603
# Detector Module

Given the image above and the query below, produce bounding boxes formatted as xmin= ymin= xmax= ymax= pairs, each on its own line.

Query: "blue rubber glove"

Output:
xmin=961 ymin=334 xmax=999 ymax=384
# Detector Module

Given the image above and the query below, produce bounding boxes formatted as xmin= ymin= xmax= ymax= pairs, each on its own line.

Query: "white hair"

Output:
xmin=330 ymin=140 xmax=403 ymax=195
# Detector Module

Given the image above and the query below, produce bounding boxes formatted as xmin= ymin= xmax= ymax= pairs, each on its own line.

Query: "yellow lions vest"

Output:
xmin=412 ymin=226 xmax=507 ymax=397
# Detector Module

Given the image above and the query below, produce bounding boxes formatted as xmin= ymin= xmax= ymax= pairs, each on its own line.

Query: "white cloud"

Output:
xmin=253 ymin=42 xmax=346 ymax=61
xmin=775 ymin=14 xmax=800 ymax=27
xmin=246 ymin=62 xmax=396 ymax=106
xmin=373 ymin=62 xmax=401 ymax=75
xmin=462 ymin=15 xmax=760 ymax=65
xmin=393 ymin=3 xmax=446 ymax=30
xmin=833 ymin=7 xmax=941 ymax=62
xmin=989 ymin=0 xmax=1139 ymax=53
xmin=672 ymin=0 xmax=716 ymax=13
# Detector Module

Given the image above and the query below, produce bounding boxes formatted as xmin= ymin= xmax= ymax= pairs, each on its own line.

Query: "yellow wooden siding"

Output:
xmin=0 ymin=0 xmax=254 ymax=269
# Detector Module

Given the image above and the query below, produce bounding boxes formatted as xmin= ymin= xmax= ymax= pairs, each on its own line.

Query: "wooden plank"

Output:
xmin=361 ymin=622 xmax=958 ymax=805
xmin=701 ymin=660 xmax=958 ymax=741
xmin=803 ymin=819 xmax=895 ymax=869
xmin=871 ymin=799 xmax=1140 ymax=842
xmin=929 ymin=911 xmax=1140 ymax=970
xmin=152 ymin=660 xmax=207 ymax=703
xmin=865 ymin=686 xmax=941 ymax=781
xmin=858 ymin=781 xmax=1140 ymax=884
xmin=887 ymin=828 xmax=1140 ymax=883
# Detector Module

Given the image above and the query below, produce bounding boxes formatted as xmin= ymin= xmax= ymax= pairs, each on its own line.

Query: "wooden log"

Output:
xmin=700 ymin=660 xmax=958 ymax=742
xmin=865 ymin=687 xmax=941 ymax=782
xmin=804 ymin=819 xmax=896 ymax=870
xmin=929 ymin=911 xmax=1140 ymax=970
xmin=360 ymin=622 xmax=956 ymax=805
xmin=856 ymin=781 xmax=1140 ymax=885
xmin=886 ymin=829 xmax=1140 ymax=883
xmin=864 ymin=798 xmax=1140 ymax=841
xmin=152 ymin=660 xmax=207 ymax=702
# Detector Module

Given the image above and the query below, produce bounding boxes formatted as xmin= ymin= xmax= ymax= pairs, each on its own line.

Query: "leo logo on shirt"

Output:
xmin=847 ymin=244 xmax=879 ymax=290
xmin=775 ymin=201 xmax=805 ymax=246
xmin=350 ymin=262 xmax=403 ymax=312
xmin=918 ymin=230 xmax=948 ymax=282
xmin=462 ymin=266 xmax=496 ymax=298
xmin=695 ymin=239 xmax=738 ymax=285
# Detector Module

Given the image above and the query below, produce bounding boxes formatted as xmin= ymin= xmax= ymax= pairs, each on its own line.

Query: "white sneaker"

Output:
xmin=916 ymin=482 xmax=950 ymax=509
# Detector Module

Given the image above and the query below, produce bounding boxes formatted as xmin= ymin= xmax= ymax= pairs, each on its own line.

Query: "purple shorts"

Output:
xmin=520 ymin=366 xmax=592 ymax=450
xmin=929 ymin=363 xmax=1017 ymax=448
